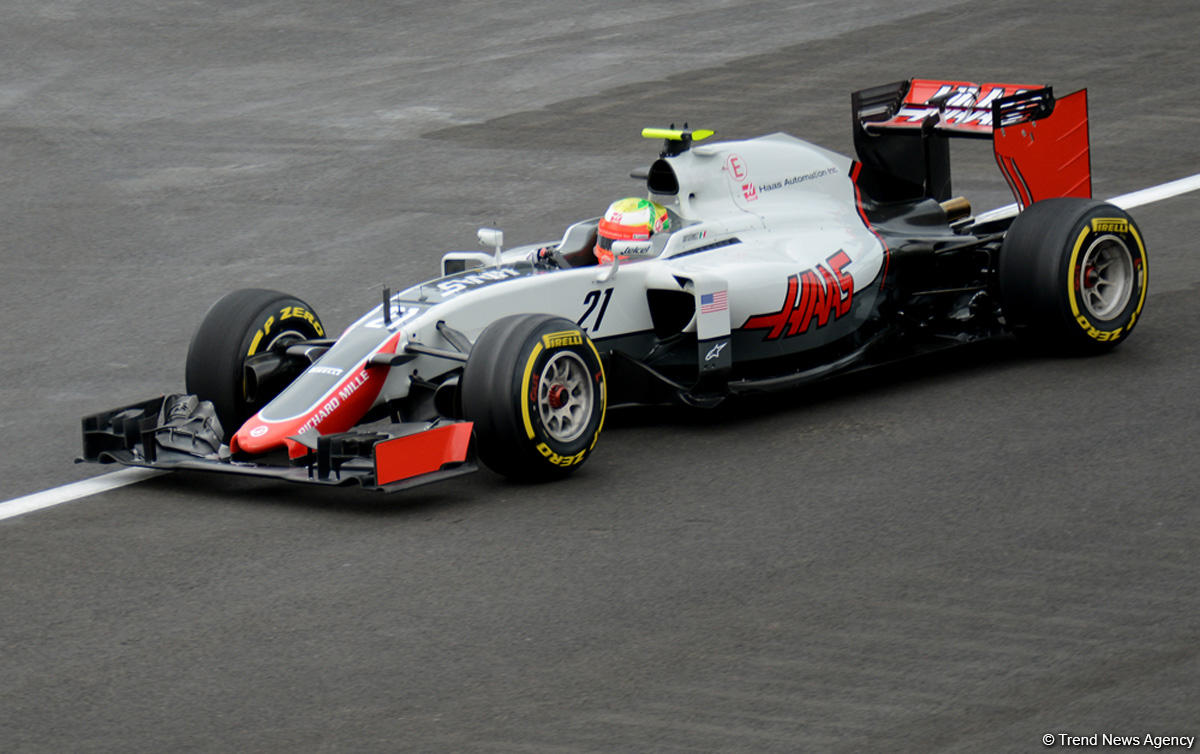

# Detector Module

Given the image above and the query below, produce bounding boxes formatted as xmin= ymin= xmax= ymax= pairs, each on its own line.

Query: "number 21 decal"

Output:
xmin=578 ymin=288 xmax=614 ymax=332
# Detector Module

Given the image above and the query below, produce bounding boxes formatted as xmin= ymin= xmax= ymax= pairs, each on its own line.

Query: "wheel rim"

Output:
xmin=537 ymin=351 xmax=594 ymax=443
xmin=265 ymin=329 xmax=306 ymax=351
xmin=1077 ymin=235 xmax=1135 ymax=321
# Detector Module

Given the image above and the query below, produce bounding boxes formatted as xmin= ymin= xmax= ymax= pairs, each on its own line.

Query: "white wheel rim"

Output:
xmin=1078 ymin=235 xmax=1134 ymax=321
xmin=265 ymin=329 xmax=306 ymax=351
xmin=537 ymin=351 xmax=594 ymax=443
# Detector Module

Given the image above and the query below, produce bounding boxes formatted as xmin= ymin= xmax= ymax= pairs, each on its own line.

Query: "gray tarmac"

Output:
xmin=2 ymin=1 xmax=1198 ymax=751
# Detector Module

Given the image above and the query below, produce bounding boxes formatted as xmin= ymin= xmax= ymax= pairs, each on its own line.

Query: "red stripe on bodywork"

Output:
xmin=997 ymin=155 xmax=1034 ymax=209
xmin=850 ymin=162 xmax=891 ymax=288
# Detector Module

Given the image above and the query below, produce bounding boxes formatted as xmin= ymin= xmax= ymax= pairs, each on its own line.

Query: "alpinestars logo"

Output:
xmin=742 ymin=251 xmax=854 ymax=340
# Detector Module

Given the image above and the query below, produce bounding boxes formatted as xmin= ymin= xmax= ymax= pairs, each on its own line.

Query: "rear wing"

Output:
xmin=851 ymin=78 xmax=1091 ymax=209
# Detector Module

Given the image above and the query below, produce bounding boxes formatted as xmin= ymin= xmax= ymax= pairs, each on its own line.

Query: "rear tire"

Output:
xmin=185 ymin=289 xmax=325 ymax=435
xmin=461 ymin=314 xmax=607 ymax=481
xmin=998 ymin=198 xmax=1148 ymax=353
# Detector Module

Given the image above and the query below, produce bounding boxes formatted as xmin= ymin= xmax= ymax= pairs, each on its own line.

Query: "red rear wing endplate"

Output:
xmin=993 ymin=87 xmax=1091 ymax=208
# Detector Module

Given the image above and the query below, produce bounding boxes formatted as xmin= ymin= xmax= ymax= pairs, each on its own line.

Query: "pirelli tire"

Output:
xmin=999 ymin=198 xmax=1148 ymax=353
xmin=185 ymin=288 xmax=325 ymax=435
xmin=461 ymin=314 xmax=607 ymax=482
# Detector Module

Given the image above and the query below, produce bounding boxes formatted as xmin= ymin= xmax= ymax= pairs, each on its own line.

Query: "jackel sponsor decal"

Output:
xmin=742 ymin=250 xmax=854 ymax=340
xmin=436 ymin=267 xmax=522 ymax=297
xmin=542 ymin=330 xmax=583 ymax=349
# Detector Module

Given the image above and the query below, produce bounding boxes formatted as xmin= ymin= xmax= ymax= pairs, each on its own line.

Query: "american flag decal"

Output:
xmin=700 ymin=290 xmax=728 ymax=314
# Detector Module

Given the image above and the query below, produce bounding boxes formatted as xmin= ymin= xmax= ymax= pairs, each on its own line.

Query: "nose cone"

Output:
xmin=229 ymin=418 xmax=287 ymax=456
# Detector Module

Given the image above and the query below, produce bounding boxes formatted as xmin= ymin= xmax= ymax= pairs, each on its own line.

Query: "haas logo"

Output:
xmin=742 ymin=251 xmax=854 ymax=340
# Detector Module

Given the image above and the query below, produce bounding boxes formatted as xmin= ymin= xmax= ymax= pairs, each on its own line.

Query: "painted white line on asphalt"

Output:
xmin=1109 ymin=173 xmax=1200 ymax=209
xmin=974 ymin=171 xmax=1200 ymax=225
xmin=0 ymin=468 xmax=165 ymax=522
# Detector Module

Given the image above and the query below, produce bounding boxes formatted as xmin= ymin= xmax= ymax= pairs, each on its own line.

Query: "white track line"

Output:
xmin=973 ymin=171 xmax=1200 ymax=225
xmin=1109 ymin=173 xmax=1200 ymax=209
xmin=0 ymin=468 xmax=165 ymax=522
xmin=4 ymin=172 xmax=1200 ymax=523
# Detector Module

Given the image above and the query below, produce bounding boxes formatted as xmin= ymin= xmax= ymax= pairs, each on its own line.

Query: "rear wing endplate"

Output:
xmin=852 ymin=78 xmax=1091 ymax=208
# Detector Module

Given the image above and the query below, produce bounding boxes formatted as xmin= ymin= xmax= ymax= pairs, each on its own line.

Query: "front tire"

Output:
xmin=999 ymin=198 xmax=1148 ymax=353
xmin=185 ymin=288 xmax=325 ymax=434
xmin=461 ymin=314 xmax=607 ymax=481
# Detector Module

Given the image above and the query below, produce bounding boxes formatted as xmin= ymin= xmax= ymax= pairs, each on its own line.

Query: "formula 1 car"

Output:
xmin=80 ymin=78 xmax=1149 ymax=491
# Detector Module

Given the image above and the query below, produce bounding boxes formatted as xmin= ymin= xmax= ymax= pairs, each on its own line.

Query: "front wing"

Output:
xmin=80 ymin=396 xmax=476 ymax=493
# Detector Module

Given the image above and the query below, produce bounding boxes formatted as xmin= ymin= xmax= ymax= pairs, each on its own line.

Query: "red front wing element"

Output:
xmin=373 ymin=423 xmax=473 ymax=486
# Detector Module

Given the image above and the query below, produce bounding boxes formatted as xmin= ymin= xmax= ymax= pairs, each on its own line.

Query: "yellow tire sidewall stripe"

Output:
xmin=1129 ymin=225 xmax=1149 ymax=328
xmin=520 ymin=342 xmax=543 ymax=440
xmin=1066 ymin=226 xmax=1091 ymax=321
xmin=585 ymin=338 xmax=607 ymax=451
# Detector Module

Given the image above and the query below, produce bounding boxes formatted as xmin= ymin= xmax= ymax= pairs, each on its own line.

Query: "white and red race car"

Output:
xmin=81 ymin=78 xmax=1151 ymax=490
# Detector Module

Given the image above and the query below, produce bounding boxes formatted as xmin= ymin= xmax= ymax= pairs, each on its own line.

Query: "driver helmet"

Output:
xmin=595 ymin=197 xmax=670 ymax=264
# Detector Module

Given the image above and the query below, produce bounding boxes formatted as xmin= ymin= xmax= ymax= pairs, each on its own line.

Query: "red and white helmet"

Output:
xmin=595 ymin=197 xmax=670 ymax=264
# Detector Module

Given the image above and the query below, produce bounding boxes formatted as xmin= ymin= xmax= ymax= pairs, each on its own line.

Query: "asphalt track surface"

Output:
xmin=2 ymin=1 xmax=1198 ymax=751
